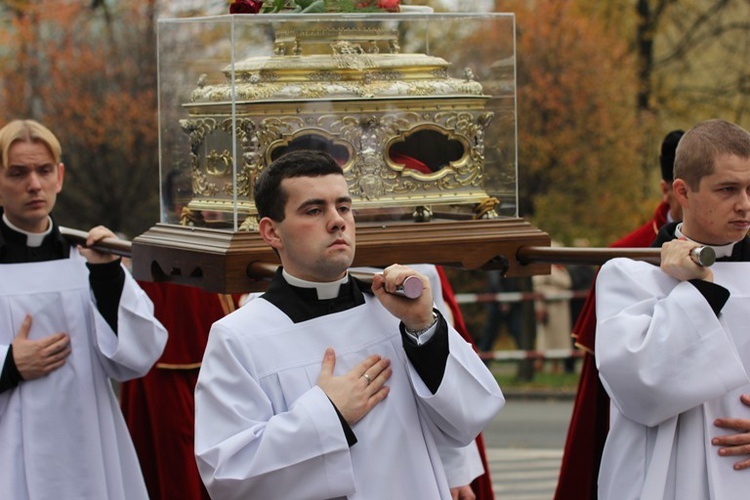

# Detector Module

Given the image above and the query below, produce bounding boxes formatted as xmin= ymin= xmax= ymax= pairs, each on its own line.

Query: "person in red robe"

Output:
xmin=553 ymin=130 xmax=684 ymax=500
xmin=120 ymin=282 xmax=240 ymax=500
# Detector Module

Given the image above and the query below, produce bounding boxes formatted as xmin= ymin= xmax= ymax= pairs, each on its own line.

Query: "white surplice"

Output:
xmin=352 ymin=264 xmax=486 ymax=487
xmin=0 ymin=252 xmax=167 ymax=500
xmin=596 ymin=260 xmax=750 ymax=500
xmin=195 ymin=290 xmax=504 ymax=500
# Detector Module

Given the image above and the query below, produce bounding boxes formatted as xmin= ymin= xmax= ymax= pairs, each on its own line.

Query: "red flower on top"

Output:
xmin=377 ymin=0 xmax=399 ymax=11
xmin=354 ymin=0 xmax=399 ymax=11
xmin=230 ymin=0 xmax=263 ymax=13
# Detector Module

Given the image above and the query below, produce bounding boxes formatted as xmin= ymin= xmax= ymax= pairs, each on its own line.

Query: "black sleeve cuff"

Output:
xmin=688 ymin=279 xmax=730 ymax=317
xmin=0 ymin=346 xmax=23 ymax=393
xmin=87 ymin=258 xmax=125 ymax=334
xmin=400 ymin=310 xmax=449 ymax=394
xmin=329 ymin=398 xmax=357 ymax=447
xmin=87 ymin=257 xmax=123 ymax=281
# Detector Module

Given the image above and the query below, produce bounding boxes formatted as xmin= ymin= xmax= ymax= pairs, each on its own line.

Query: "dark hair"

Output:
xmin=659 ymin=129 xmax=684 ymax=182
xmin=254 ymin=149 xmax=345 ymax=221
xmin=675 ymin=119 xmax=750 ymax=190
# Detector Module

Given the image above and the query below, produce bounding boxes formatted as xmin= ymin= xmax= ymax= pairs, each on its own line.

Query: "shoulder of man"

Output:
xmin=610 ymin=202 xmax=670 ymax=249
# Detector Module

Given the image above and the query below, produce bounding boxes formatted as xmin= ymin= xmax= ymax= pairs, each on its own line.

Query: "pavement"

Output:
xmin=501 ymin=387 xmax=576 ymax=400
xmin=488 ymin=448 xmax=563 ymax=500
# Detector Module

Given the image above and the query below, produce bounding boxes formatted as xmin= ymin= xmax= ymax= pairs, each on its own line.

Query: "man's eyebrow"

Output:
xmin=713 ymin=179 xmax=741 ymax=187
xmin=297 ymin=196 xmax=352 ymax=210
xmin=297 ymin=198 xmax=326 ymax=211
xmin=8 ymin=162 xmax=54 ymax=169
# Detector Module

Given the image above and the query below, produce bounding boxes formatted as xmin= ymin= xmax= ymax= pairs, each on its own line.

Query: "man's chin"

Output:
xmin=324 ymin=253 xmax=354 ymax=276
xmin=721 ymin=224 xmax=750 ymax=240
xmin=9 ymin=212 xmax=50 ymax=232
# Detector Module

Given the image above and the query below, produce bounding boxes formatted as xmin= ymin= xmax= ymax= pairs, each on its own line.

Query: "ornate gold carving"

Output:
xmin=331 ymin=41 xmax=375 ymax=70
xmin=180 ymin=24 xmax=497 ymax=222
xmin=180 ymin=207 xmax=205 ymax=226
xmin=239 ymin=216 xmax=259 ymax=232
xmin=192 ymin=169 xmax=219 ymax=197
xmin=473 ymin=197 xmax=500 ymax=219
xmin=180 ymin=117 xmax=215 ymax=152
xmin=274 ymin=27 xmax=400 ymax=56
xmin=192 ymin=76 xmax=484 ymax=102
xmin=217 ymin=118 xmax=258 ymax=199
xmin=206 ymin=150 xmax=232 ymax=176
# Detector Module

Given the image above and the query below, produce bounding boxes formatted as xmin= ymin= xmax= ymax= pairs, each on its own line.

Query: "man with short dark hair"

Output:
xmin=195 ymin=149 xmax=504 ymax=499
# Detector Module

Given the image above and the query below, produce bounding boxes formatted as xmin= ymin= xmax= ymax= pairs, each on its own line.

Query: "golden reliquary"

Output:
xmin=133 ymin=13 xmax=549 ymax=292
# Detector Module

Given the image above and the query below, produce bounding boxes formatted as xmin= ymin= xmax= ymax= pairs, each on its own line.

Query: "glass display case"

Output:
xmin=133 ymin=12 xmax=549 ymax=292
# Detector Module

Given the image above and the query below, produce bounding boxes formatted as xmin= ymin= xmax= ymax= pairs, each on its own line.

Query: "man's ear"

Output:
xmin=673 ymin=178 xmax=690 ymax=205
xmin=56 ymin=163 xmax=65 ymax=193
xmin=258 ymin=217 xmax=282 ymax=250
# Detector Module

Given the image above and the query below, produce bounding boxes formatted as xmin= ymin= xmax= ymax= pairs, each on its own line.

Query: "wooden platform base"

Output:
xmin=131 ymin=217 xmax=550 ymax=293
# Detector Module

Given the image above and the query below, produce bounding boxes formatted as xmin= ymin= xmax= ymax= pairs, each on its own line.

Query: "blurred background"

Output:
xmin=2 ymin=0 xmax=748 ymax=381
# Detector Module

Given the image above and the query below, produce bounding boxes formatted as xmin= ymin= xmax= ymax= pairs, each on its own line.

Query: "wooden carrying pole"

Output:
xmin=518 ymin=245 xmax=716 ymax=267
xmin=516 ymin=246 xmax=661 ymax=266
xmin=60 ymin=227 xmax=133 ymax=257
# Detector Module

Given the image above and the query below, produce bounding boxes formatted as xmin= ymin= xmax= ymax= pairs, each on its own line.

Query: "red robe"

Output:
xmin=553 ymin=202 xmax=669 ymax=500
xmin=120 ymin=282 xmax=239 ymax=500
xmin=436 ymin=266 xmax=495 ymax=500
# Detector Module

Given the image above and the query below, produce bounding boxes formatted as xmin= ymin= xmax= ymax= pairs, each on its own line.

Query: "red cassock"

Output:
xmin=553 ymin=202 xmax=669 ymax=500
xmin=436 ymin=266 xmax=495 ymax=500
xmin=120 ymin=282 xmax=239 ymax=500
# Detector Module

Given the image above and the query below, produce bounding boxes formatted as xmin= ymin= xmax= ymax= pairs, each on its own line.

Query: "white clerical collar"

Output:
xmin=2 ymin=213 xmax=53 ymax=248
xmin=282 ymin=269 xmax=349 ymax=300
xmin=674 ymin=223 xmax=736 ymax=259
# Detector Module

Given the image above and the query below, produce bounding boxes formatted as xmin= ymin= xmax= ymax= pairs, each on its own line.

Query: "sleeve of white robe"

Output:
xmin=354 ymin=264 xmax=505 ymax=448
xmin=438 ymin=440 xmax=484 ymax=488
xmin=90 ymin=266 xmax=167 ymax=381
xmin=407 ymin=327 xmax=505 ymax=448
xmin=595 ymin=258 xmax=749 ymax=427
xmin=195 ymin=323 xmax=358 ymax=500
xmin=412 ymin=263 xmax=490 ymax=483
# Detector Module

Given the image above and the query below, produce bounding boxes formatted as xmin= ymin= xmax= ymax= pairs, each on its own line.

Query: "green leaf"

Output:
xmin=262 ymin=0 xmax=290 ymax=13
xmin=300 ymin=0 xmax=326 ymax=13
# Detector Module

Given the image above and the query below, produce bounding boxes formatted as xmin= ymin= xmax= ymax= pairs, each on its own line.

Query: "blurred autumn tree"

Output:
xmin=452 ymin=1 xmax=650 ymax=246
xmin=578 ymin=0 xmax=750 ymax=123
xmin=516 ymin=1 xmax=652 ymax=246
xmin=572 ymin=0 xmax=750 ymax=216
xmin=0 ymin=0 xmax=160 ymax=238
xmin=445 ymin=0 xmax=750 ymax=246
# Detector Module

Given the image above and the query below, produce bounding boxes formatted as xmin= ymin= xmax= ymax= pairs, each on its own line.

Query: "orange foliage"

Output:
xmin=459 ymin=1 xmax=654 ymax=245
xmin=0 ymin=1 xmax=159 ymax=237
